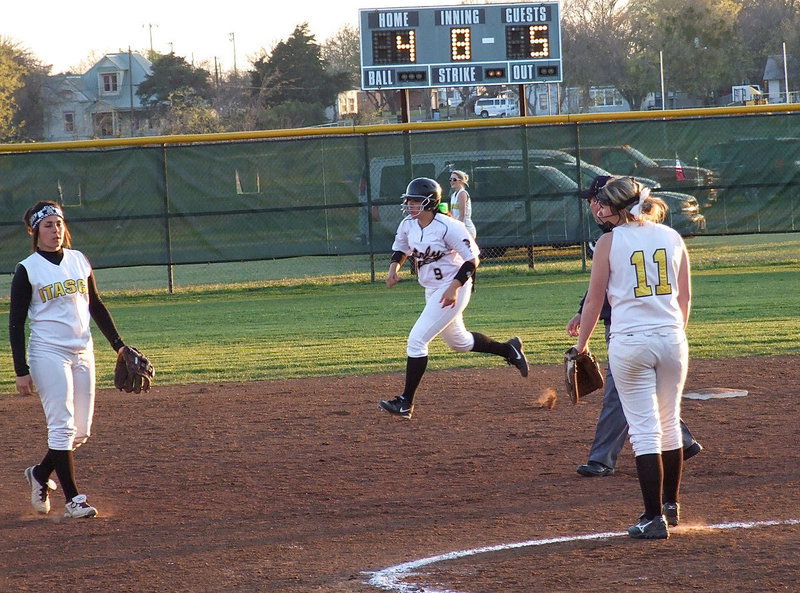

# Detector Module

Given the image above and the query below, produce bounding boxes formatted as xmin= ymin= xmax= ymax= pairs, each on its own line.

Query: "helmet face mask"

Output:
xmin=402 ymin=197 xmax=433 ymax=217
xmin=400 ymin=177 xmax=442 ymax=217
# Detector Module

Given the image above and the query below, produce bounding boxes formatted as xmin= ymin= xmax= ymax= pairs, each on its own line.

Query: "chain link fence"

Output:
xmin=1 ymin=105 xmax=798 ymax=290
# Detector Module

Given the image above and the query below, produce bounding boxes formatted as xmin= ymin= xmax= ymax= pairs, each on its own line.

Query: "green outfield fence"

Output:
xmin=1 ymin=104 xmax=798 ymax=290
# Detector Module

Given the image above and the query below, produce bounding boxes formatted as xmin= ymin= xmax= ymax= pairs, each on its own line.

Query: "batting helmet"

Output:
xmin=401 ymin=177 xmax=442 ymax=214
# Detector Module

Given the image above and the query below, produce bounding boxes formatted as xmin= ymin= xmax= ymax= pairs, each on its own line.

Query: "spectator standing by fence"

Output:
xmin=448 ymin=170 xmax=476 ymax=239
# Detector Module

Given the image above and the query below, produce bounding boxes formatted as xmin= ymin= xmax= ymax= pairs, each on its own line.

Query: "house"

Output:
xmin=562 ymin=86 xmax=632 ymax=114
xmin=763 ymin=54 xmax=798 ymax=104
xmin=41 ymin=52 xmax=155 ymax=141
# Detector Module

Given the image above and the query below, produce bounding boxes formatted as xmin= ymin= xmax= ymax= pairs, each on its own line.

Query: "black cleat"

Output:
xmin=505 ymin=337 xmax=529 ymax=377
xmin=662 ymin=502 xmax=680 ymax=527
xmin=577 ymin=461 xmax=615 ymax=477
xmin=628 ymin=514 xmax=669 ymax=539
xmin=379 ymin=396 xmax=414 ymax=419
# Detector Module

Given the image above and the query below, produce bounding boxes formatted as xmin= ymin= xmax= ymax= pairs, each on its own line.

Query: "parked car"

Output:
xmin=358 ymin=149 xmax=705 ymax=253
xmin=699 ymin=137 xmax=800 ymax=186
xmin=493 ymin=149 xmax=706 ymax=235
xmin=697 ymin=137 xmax=800 ymax=232
xmin=564 ymin=144 xmax=719 ymax=209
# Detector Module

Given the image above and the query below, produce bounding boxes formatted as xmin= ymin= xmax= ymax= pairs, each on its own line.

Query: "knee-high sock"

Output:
xmin=661 ymin=448 xmax=683 ymax=504
xmin=470 ymin=332 xmax=508 ymax=357
xmin=402 ymin=356 xmax=428 ymax=405
xmin=38 ymin=448 xmax=79 ymax=502
xmin=635 ymin=453 xmax=663 ymax=520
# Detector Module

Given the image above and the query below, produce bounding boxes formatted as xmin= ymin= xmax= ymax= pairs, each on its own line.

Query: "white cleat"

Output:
xmin=24 ymin=466 xmax=57 ymax=514
xmin=64 ymin=494 xmax=97 ymax=519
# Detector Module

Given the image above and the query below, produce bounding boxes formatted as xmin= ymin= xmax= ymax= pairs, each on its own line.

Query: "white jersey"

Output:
xmin=450 ymin=189 xmax=476 ymax=238
xmin=607 ymin=221 xmax=687 ymax=336
xmin=20 ymin=248 xmax=94 ymax=352
xmin=392 ymin=213 xmax=479 ymax=289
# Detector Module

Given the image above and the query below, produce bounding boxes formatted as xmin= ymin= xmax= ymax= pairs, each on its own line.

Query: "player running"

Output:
xmin=378 ymin=178 xmax=528 ymax=420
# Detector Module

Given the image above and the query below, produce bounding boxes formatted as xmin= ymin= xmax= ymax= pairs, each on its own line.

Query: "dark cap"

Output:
xmin=578 ymin=175 xmax=612 ymax=200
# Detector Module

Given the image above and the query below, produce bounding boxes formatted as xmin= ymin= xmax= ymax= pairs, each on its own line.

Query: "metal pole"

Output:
xmin=160 ymin=145 xmax=174 ymax=294
xmin=229 ymin=33 xmax=238 ymax=76
xmin=783 ymin=42 xmax=790 ymax=103
xmin=660 ymin=51 xmax=666 ymax=110
xmin=362 ymin=134 xmax=375 ymax=282
xmin=128 ymin=48 xmax=135 ymax=137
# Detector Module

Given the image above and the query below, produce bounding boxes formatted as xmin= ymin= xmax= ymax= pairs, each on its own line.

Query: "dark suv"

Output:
xmin=698 ymin=137 xmax=800 ymax=232
xmin=453 ymin=149 xmax=706 ymax=235
xmin=564 ymin=145 xmax=719 ymax=208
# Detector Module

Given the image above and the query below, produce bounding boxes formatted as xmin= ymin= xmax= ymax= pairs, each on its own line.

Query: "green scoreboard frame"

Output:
xmin=359 ymin=2 xmax=562 ymax=90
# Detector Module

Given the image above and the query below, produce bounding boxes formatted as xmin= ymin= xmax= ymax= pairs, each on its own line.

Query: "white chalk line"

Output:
xmin=365 ymin=518 xmax=800 ymax=593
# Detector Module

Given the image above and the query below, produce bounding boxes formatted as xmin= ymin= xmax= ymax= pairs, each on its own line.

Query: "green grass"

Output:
xmin=0 ymin=234 xmax=797 ymax=393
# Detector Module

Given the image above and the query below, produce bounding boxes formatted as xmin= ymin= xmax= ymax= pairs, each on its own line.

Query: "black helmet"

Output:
xmin=578 ymin=175 xmax=613 ymax=201
xmin=401 ymin=177 xmax=442 ymax=213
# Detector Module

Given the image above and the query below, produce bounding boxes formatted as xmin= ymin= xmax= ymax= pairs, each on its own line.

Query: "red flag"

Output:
xmin=675 ymin=157 xmax=686 ymax=181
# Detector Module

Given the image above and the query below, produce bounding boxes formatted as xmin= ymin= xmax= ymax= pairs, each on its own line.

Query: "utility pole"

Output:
xmin=143 ymin=23 xmax=158 ymax=55
xmin=229 ymin=32 xmax=237 ymax=76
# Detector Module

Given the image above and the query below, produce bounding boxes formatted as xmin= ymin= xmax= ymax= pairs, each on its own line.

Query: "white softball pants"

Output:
xmin=29 ymin=345 xmax=96 ymax=451
xmin=407 ymin=280 xmax=475 ymax=357
xmin=608 ymin=329 xmax=688 ymax=456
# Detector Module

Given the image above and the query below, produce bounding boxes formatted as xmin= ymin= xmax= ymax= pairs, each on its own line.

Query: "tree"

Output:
xmin=251 ymin=101 xmax=328 ymax=130
xmin=627 ymin=0 xmax=742 ymax=105
xmin=736 ymin=0 xmax=800 ymax=85
xmin=250 ymin=23 xmax=350 ymax=112
xmin=160 ymin=91 xmax=224 ymax=134
xmin=561 ymin=0 xmax=635 ymax=109
xmin=0 ymin=37 xmax=49 ymax=142
xmin=137 ymin=52 xmax=212 ymax=106
xmin=562 ymin=0 xmax=745 ymax=110
xmin=321 ymin=24 xmax=360 ymax=88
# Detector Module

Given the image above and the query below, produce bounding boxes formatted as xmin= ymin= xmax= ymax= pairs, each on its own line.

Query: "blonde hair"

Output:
xmin=598 ymin=177 xmax=668 ymax=224
xmin=450 ymin=170 xmax=469 ymax=186
xmin=638 ymin=196 xmax=668 ymax=223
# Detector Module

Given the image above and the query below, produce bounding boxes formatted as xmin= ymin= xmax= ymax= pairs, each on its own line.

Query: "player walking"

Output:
xmin=568 ymin=176 xmax=701 ymax=477
xmin=10 ymin=201 xmax=134 ymax=518
xmin=378 ymin=178 xmax=528 ymax=420
xmin=575 ymin=177 xmax=692 ymax=540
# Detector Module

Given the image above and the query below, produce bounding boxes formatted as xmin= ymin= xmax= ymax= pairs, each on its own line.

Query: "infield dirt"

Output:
xmin=1 ymin=356 xmax=798 ymax=593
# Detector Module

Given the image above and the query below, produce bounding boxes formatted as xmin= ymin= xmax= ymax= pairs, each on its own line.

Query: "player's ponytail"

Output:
xmin=637 ymin=195 xmax=669 ymax=224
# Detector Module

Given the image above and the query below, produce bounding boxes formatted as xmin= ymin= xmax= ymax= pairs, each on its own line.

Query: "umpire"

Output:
xmin=567 ymin=175 xmax=702 ymax=477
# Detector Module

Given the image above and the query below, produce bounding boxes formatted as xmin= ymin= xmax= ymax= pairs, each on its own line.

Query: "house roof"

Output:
xmin=100 ymin=52 xmax=153 ymax=71
xmin=764 ymin=54 xmax=797 ymax=80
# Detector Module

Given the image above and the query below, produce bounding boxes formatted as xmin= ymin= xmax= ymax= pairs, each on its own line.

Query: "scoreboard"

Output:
xmin=359 ymin=2 xmax=562 ymax=90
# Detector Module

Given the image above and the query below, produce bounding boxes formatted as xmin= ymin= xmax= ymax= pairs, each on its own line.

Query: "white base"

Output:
xmin=683 ymin=387 xmax=749 ymax=400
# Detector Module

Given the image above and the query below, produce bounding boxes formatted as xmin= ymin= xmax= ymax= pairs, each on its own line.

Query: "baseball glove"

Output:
xmin=564 ymin=347 xmax=604 ymax=404
xmin=114 ymin=346 xmax=155 ymax=394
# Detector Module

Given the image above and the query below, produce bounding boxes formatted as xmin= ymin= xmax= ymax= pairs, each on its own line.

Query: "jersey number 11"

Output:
xmin=630 ymin=248 xmax=673 ymax=298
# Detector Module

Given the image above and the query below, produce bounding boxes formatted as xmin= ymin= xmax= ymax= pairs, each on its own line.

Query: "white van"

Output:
xmin=473 ymin=97 xmax=520 ymax=118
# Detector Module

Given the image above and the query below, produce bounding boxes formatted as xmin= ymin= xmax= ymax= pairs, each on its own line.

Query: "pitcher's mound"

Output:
xmin=684 ymin=387 xmax=748 ymax=400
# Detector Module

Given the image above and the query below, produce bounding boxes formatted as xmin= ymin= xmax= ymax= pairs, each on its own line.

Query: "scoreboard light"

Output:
xmin=398 ymin=70 xmax=427 ymax=82
xmin=360 ymin=2 xmax=562 ymax=90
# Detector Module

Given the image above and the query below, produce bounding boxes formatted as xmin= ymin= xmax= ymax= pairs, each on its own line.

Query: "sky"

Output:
xmin=3 ymin=0 xmax=464 ymax=74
